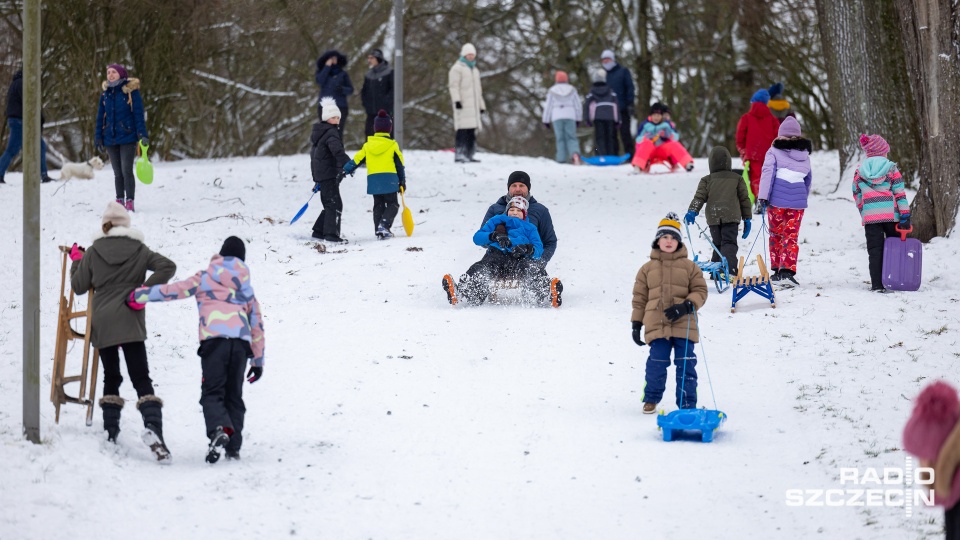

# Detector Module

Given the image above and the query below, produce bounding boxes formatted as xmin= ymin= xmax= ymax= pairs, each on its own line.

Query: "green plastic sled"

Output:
xmin=135 ymin=141 xmax=153 ymax=185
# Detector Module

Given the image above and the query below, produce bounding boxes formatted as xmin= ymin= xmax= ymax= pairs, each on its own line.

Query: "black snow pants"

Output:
xmin=199 ymin=338 xmax=250 ymax=452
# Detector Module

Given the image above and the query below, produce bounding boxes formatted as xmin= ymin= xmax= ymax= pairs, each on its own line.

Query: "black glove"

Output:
xmin=399 ymin=178 xmax=406 ymax=190
xmin=632 ymin=321 xmax=646 ymax=346
xmin=663 ymin=300 xmax=695 ymax=323
xmin=312 ymin=182 xmax=322 ymax=193
xmin=95 ymin=139 xmax=104 ymax=154
xmin=493 ymin=233 xmax=511 ymax=249
xmin=511 ymin=244 xmax=532 ymax=259
xmin=139 ymin=137 xmax=149 ymax=147
xmin=246 ymin=366 xmax=263 ymax=384
xmin=455 ymin=101 xmax=463 ymax=109
xmin=899 ymin=215 xmax=911 ymax=229
xmin=335 ymin=170 xmax=346 ymax=183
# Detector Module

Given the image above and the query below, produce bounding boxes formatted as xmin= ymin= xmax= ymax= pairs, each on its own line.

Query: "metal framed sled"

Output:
xmin=730 ymin=254 xmax=776 ymax=312
xmin=657 ymin=409 xmax=726 ymax=442
xmin=51 ymin=245 xmax=100 ymax=425
xmin=684 ymin=222 xmax=731 ymax=293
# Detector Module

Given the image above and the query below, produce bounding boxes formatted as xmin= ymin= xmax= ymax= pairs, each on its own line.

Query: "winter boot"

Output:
xmin=125 ymin=199 xmax=135 ymax=212
xmin=100 ymin=395 xmax=124 ymax=443
xmin=376 ymin=224 xmax=394 ymax=240
xmin=550 ymin=278 xmax=563 ymax=308
xmin=572 ymin=153 xmax=582 ymax=166
xmin=441 ymin=274 xmax=458 ymax=306
xmin=770 ymin=269 xmax=783 ymax=282
xmin=324 ymin=234 xmax=347 ymax=244
xmin=137 ymin=395 xmax=171 ymax=463
xmin=206 ymin=426 xmax=230 ymax=464
xmin=225 ymin=449 xmax=241 ymax=460
xmin=684 ymin=162 xmax=695 ymax=172
xmin=41 ymin=173 xmax=53 ymax=183
xmin=780 ymin=269 xmax=799 ymax=286
xmin=643 ymin=402 xmax=657 ymax=414
xmin=115 ymin=198 xmax=124 ymax=205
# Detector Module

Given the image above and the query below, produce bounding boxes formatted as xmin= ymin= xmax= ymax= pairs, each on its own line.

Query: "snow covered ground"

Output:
xmin=0 ymin=149 xmax=957 ymax=539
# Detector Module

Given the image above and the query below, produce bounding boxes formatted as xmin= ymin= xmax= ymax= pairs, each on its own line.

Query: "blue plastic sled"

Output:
xmin=657 ymin=408 xmax=726 ymax=442
xmin=581 ymin=153 xmax=630 ymax=166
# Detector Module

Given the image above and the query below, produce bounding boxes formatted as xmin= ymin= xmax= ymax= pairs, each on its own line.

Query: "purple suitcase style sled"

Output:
xmin=882 ymin=225 xmax=922 ymax=291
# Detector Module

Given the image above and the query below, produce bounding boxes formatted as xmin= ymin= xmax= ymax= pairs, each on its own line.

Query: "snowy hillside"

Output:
xmin=0 ymin=149 xmax=957 ymax=539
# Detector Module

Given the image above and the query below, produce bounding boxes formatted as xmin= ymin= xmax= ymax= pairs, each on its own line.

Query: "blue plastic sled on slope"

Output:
xmin=581 ymin=153 xmax=630 ymax=166
xmin=657 ymin=408 xmax=727 ymax=442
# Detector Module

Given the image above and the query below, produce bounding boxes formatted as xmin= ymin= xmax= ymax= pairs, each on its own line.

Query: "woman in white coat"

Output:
xmin=448 ymin=43 xmax=486 ymax=163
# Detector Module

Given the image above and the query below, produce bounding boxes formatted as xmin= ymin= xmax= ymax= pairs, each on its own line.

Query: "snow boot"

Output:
xmin=206 ymin=426 xmax=230 ymax=464
xmin=137 ymin=395 xmax=171 ymax=463
xmin=41 ymin=173 xmax=53 ymax=183
xmin=780 ymin=269 xmax=799 ymax=286
xmin=376 ymin=224 xmax=394 ymax=240
xmin=684 ymin=162 xmax=695 ymax=172
xmin=643 ymin=402 xmax=657 ymax=414
xmin=225 ymin=449 xmax=241 ymax=460
xmin=324 ymin=234 xmax=348 ymax=244
xmin=572 ymin=153 xmax=582 ymax=166
xmin=100 ymin=395 xmax=124 ymax=443
xmin=125 ymin=199 xmax=135 ymax=212
xmin=550 ymin=278 xmax=563 ymax=308
xmin=442 ymin=274 xmax=458 ymax=305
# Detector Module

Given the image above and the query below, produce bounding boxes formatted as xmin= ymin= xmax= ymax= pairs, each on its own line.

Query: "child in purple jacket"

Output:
xmin=757 ymin=116 xmax=812 ymax=286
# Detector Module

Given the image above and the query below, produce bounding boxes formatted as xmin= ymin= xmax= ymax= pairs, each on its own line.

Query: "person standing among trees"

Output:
xmin=361 ymin=48 xmax=394 ymax=137
xmin=315 ymin=50 xmax=354 ymax=136
xmin=0 ymin=65 xmax=52 ymax=184
xmin=95 ymin=64 xmax=148 ymax=212
xmin=600 ymin=49 xmax=636 ymax=159
xmin=448 ymin=43 xmax=486 ymax=163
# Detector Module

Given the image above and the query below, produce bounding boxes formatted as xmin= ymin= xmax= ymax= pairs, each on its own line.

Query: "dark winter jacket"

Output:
xmin=631 ymin=245 xmax=708 ymax=343
xmin=96 ymin=78 xmax=148 ymax=147
xmin=70 ymin=226 xmax=176 ymax=349
xmin=604 ymin=63 xmax=635 ymax=111
xmin=5 ymin=70 xmax=22 ymax=119
xmin=688 ymin=147 xmax=752 ymax=226
xmin=361 ymin=61 xmax=394 ymax=116
xmin=735 ymin=102 xmax=779 ymax=161
xmin=483 ymin=195 xmax=557 ymax=263
xmin=310 ymin=121 xmax=349 ymax=182
xmin=473 ymin=214 xmax=544 ymax=260
xmin=315 ymin=50 xmax=354 ymax=112
xmin=583 ymin=83 xmax=619 ymax=123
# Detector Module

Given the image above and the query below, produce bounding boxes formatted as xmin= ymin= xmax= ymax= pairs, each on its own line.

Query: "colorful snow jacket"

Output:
xmin=473 ymin=214 xmax=544 ymax=260
xmin=689 ymin=146 xmax=752 ymax=225
xmin=344 ymin=133 xmax=406 ymax=195
xmin=71 ymin=226 xmax=175 ymax=349
xmin=852 ymin=157 xmax=910 ymax=225
xmin=631 ymin=245 xmax=708 ymax=343
xmin=735 ymin=102 xmax=779 ymax=161
xmin=757 ymin=138 xmax=813 ymax=210
xmin=583 ymin=83 xmax=619 ymax=123
xmin=133 ymin=254 xmax=265 ymax=367
xmin=483 ymin=195 xmax=557 ymax=262
xmin=637 ymin=119 xmax=678 ymax=147
xmin=542 ymin=83 xmax=583 ymax=123
xmin=96 ymin=78 xmax=148 ymax=147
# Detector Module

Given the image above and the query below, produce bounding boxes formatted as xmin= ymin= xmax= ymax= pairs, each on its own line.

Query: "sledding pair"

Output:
xmin=310 ymin=99 xmax=406 ymax=243
xmin=71 ymin=201 xmax=266 ymax=464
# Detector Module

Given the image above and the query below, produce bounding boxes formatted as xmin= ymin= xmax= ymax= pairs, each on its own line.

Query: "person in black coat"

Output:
xmin=315 ymin=50 xmax=354 ymax=136
xmin=361 ymin=49 xmax=394 ymax=137
xmin=310 ymin=98 xmax=350 ymax=243
xmin=601 ymin=49 xmax=636 ymax=159
xmin=0 ymin=68 xmax=51 ymax=183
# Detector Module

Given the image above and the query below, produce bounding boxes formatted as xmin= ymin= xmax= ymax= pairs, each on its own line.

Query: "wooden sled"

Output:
xmin=730 ymin=255 xmax=776 ymax=313
xmin=51 ymin=245 xmax=100 ymax=425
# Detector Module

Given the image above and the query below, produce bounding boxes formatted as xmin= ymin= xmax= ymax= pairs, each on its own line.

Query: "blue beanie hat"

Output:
xmin=751 ymin=89 xmax=770 ymax=104
xmin=768 ymin=82 xmax=784 ymax=99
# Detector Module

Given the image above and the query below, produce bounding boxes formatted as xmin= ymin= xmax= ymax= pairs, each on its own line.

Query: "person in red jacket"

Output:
xmin=736 ymin=88 xmax=780 ymax=214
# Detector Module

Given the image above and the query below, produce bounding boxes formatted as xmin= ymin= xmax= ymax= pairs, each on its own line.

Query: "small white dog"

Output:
xmin=59 ymin=156 xmax=105 ymax=180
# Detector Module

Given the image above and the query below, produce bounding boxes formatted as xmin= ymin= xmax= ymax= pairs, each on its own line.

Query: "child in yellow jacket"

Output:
xmin=343 ymin=110 xmax=406 ymax=239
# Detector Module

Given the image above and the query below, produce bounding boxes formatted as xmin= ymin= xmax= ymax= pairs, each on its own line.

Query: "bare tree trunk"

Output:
xmin=893 ymin=0 xmax=960 ymax=240
xmin=814 ymin=0 xmax=920 ymax=188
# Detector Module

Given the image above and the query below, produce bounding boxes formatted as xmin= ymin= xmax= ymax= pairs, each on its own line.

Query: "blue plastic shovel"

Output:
xmin=289 ymin=192 xmax=316 ymax=225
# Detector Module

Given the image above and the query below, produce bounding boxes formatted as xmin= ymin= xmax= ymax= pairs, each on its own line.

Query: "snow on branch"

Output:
xmin=191 ymin=70 xmax=298 ymax=97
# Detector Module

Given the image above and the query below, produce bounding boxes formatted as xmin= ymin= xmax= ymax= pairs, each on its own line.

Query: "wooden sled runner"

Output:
xmin=51 ymin=245 xmax=100 ymax=425
xmin=730 ymin=254 xmax=776 ymax=313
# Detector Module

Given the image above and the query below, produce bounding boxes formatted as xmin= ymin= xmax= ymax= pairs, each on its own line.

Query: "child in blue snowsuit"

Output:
xmin=443 ymin=196 xmax=554 ymax=306
xmin=631 ymin=213 xmax=708 ymax=413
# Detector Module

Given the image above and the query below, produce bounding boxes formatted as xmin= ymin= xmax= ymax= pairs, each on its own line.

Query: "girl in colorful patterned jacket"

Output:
xmin=852 ymin=134 xmax=911 ymax=292
xmin=132 ymin=236 xmax=265 ymax=463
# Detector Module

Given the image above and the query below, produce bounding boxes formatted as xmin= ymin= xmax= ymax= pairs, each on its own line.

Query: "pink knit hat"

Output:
xmin=555 ymin=71 xmax=568 ymax=84
xmin=859 ymin=134 xmax=890 ymax=158
xmin=902 ymin=380 xmax=960 ymax=508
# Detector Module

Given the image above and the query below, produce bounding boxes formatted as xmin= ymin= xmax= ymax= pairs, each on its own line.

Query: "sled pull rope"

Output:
xmin=681 ymin=308 xmax=719 ymax=411
xmin=743 ymin=206 xmax=771 ymax=269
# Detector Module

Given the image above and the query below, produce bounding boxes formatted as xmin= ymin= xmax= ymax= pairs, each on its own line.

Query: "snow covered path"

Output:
xmin=0 ymin=150 xmax=956 ymax=538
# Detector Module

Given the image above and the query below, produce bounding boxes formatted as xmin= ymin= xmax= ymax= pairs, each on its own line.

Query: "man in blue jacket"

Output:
xmin=482 ymin=171 xmax=558 ymax=265
xmin=601 ymin=49 xmax=636 ymax=160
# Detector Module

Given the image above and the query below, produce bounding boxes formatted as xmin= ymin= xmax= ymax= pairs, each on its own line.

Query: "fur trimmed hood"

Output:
xmin=92 ymin=225 xmax=145 ymax=243
xmin=772 ymin=137 xmax=812 ymax=153
xmin=101 ymin=77 xmax=141 ymax=93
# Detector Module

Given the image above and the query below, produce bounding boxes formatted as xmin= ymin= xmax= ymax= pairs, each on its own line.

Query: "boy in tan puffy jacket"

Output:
xmin=631 ymin=213 xmax=709 ymax=414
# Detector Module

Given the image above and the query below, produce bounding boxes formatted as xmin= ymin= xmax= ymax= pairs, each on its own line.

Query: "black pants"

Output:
xmin=364 ymin=112 xmax=394 ymax=138
xmin=618 ymin=108 xmax=634 ymax=158
xmin=593 ymin=120 xmax=617 ymax=156
xmin=100 ymin=341 xmax=154 ymax=398
xmin=373 ymin=193 xmax=400 ymax=231
xmin=864 ymin=222 xmax=898 ymax=289
xmin=313 ymin=179 xmax=343 ymax=238
xmin=947 ymin=500 xmax=960 ymax=540
xmin=458 ymin=249 xmax=550 ymax=305
xmin=199 ymin=338 xmax=249 ymax=451
xmin=454 ymin=128 xmax=477 ymax=161
xmin=709 ymin=222 xmax=741 ymax=272
xmin=106 ymin=143 xmax=137 ymax=200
